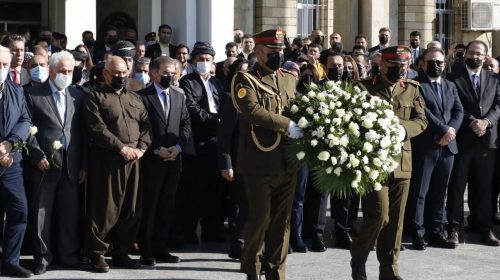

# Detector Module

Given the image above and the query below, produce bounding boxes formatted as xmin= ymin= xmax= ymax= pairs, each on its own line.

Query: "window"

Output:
xmin=435 ymin=0 xmax=454 ymax=53
xmin=297 ymin=0 xmax=321 ymax=39
xmin=0 ymin=1 xmax=41 ymax=35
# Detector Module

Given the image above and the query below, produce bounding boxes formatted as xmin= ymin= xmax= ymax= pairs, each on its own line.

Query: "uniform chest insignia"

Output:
xmin=237 ymin=87 xmax=247 ymax=99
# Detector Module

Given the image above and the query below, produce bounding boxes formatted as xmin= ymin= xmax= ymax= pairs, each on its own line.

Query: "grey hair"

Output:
xmin=135 ymin=57 xmax=151 ymax=67
xmin=0 ymin=45 xmax=12 ymax=61
xmin=426 ymin=41 xmax=442 ymax=49
xmin=48 ymin=50 xmax=75 ymax=69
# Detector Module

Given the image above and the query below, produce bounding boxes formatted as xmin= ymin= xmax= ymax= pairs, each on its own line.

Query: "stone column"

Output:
xmin=234 ymin=0 xmax=255 ymax=34
xmin=492 ymin=31 xmax=500 ymax=58
xmin=359 ymin=0 xmax=391 ymax=48
xmin=398 ymin=0 xmax=435 ymax=47
xmin=334 ymin=0 xmax=357 ymax=51
xmin=319 ymin=0 xmax=334 ymax=49
xmin=137 ymin=0 xmax=162 ymax=41
xmin=255 ymin=0 xmax=297 ymax=39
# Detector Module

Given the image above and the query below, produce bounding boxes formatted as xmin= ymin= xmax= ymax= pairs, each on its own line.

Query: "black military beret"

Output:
xmin=111 ymin=40 xmax=136 ymax=58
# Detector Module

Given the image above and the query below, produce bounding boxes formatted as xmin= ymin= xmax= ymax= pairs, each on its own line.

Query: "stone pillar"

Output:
xmin=255 ymin=0 xmax=297 ymax=39
xmin=137 ymin=0 xmax=162 ymax=41
xmin=359 ymin=0 xmax=391 ymax=48
xmin=397 ymin=0 xmax=434 ymax=47
xmin=162 ymin=0 xmax=197 ymax=49
xmin=493 ymin=31 xmax=500 ymax=58
xmin=319 ymin=0 xmax=334 ymax=49
xmin=234 ymin=0 xmax=255 ymax=34
xmin=334 ymin=0 xmax=357 ymax=51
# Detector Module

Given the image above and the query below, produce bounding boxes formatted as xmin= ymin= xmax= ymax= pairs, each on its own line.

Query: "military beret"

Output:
xmin=253 ymin=28 xmax=285 ymax=49
xmin=380 ymin=45 xmax=411 ymax=65
xmin=145 ymin=32 xmax=156 ymax=41
xmin=111 ymin=40 xmax=136 ymax=58
xmin=70 ymin=50 xmax=88 ymax=62
xmin=191 ymin=41 xmax=216 ymax=57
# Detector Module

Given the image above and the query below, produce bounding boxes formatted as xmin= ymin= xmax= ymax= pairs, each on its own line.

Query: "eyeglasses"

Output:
xmin=425 ymin=60 xmax=445 ymax=65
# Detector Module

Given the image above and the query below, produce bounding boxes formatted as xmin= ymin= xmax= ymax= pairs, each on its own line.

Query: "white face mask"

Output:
xmin=0 ymin=68 xmax=8 ymax=84
xmin=196 ymin=61 xmax=212 ymax=75
xmin=30 ymin=66 xmax=49 ymax=83
xmin=54 ymin=73 xmax=72 ymax=90
xmin=135 ymin=72 xmax=150 ymax=85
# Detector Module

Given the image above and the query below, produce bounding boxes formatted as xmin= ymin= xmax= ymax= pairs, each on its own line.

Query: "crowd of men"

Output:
xmin=0 ymin=23 xmax=498 ymax=280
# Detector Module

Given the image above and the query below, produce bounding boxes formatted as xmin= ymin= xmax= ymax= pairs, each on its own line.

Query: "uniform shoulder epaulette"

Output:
xmin=403 ymin=79 xmax=420 ymax=87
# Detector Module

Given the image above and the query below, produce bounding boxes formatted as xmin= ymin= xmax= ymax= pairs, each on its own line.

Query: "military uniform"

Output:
xmin=350 ymin=46 xmax=427 ymax=280
xmin=231 ymin=28 xmax=298 ymax=280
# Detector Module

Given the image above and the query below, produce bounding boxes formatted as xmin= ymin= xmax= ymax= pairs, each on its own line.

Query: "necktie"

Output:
xmin=13 ymin=69 xmax=20 ymax=85
xmin=162 ymin=91 xmax=169 ymax=119
xmin=432 ymin=81 xmax=443 ymax=108
xmin=412 ymin=49 xmax=417 ymax=65
xmin=55 ymin=90 xmax=67 ymax=148
xmin=472 ymin=74 xmax=480 ymax=97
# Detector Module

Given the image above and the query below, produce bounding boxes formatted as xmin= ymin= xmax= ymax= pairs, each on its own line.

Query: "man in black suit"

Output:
xmin=446 ymin=40 xmax=500 ymax=246
xmin=408 ymin=31 xmax=425 ymax=70
xmin=145 ymin=24 xmax=177 ymax=60
xmin=215 ymin=42 xmax=238 ymax=81
xmin=368 ymin=27 xmax=391 ymax=58
xmin=24 ymin=51 xmax=87 ymax=274
xmin=406 ymin=48 xmax=463 ymax=250
xmin=179 ymin=42 xmax=225 ymax=242
xmin=137 ymin=56 xmax=190 ymax=266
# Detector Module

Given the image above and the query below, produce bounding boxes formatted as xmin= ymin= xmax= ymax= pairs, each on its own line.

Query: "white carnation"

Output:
xmin=313 ymin=113 xmax=320 ymax=120
xmin=369 ymin=170 xmax=379 ymax=180
xmin=317 ymin=151 xmax=330 ymax=161
xmin=354 ymin=108 xmax=363 ymax=115
xmin=307 ymin=91 xmax=316 ymax=98
xmin=361 ymin=102 xmax=370 ymax=109
xmin=339 ymin=135 xmax=349 ymax=147
xmin=377 ymin=150 xmax=388 ymax=161
xmin=363 ymin=142 xmax=373 ymax=153
xmin=365 ymin=130 xmax=379 ymax=142
xmin=373 ymin=158 xmax=383 ymax=167
xmin=335 ymin=108 xmax=346 ymax=118
xmin=384 ymin=109 xmax=395 ymax=119
xmin=52 ymin=140 xmax=63 ymax=151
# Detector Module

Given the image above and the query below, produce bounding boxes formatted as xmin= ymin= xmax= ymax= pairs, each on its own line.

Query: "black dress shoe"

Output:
xmin=480 ymin=230 xmax=500 ymax=246
xmin=156 ymin=252 xmax=181 ymax=263
xmin=91 ymin=255 xmax=109 ymax=273
xmin=412 ymin=236 xmax=426 ymax=250
xmin=139 ymin=256 xmax=156 ymax=266
xmin=246 ymin=274 xmax=259 ymax=280
xmin=228 ymin=243 xmax=243 ymax=260
xmin=112 ymin=254 xmax=141 ymax=269
xmin=1 ymin=264 xmax=34 ymax=278
xmin=428 ymin=234 xmax=457 ymax=249
xmin=335 ymin=231 xmax=353 ymax=249
xmin=447 ymin=228 xmax=460 ymax=247
xmin=350 ymin=260 xmax=367 ymax=280
xmin=310 ymin=236 xmax=327 ymax=252
xmin=290 ymin=235 xmax=308 ymax=253
xmin=33 ymin=263 xmax=47 ymax=275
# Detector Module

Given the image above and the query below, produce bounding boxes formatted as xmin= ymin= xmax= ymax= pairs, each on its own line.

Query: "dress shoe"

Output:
xmin=310 ymin=236 xmax=327 ymax=252
xmin=400 ymin=244 xmax=406 ymax=251
xmin=290 ymin=235 xmax=308 ymax=253
xmin=350 ymin=260 xmax=367 ymax=280
xmin=112 ymin=254 xmax=141 ymax=269
xmin=428 ymin=234 xmax=457 ymax=249
xmin=246 ymin=274 xmax=259 ymax=280
xmin=480 ymin=231 xmax=500 ymax=246
xmin=447 ymin=228 xmax=460 ymax=247
xmin=33 ymin=263 xmax=47 ymax=275
xmin=335 ymin=231 xmax=353 ymax=249
xmin=228 ymin=243 xmax=243 ymax=259
xmin=91 ymin=255 xmax=109 ymax=273
xmin=139 ymin=256 xmax=156 ymax=266
xmin=1 ymin=264 xmax=34 ymax=278
xmin=156 ymin=251 xmax=181 ymax=263
xmin=412 ymin=236 xmax=426 ymax=250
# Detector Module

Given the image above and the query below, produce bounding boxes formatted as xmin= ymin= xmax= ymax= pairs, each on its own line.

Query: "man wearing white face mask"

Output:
xmin=24 ymin=55 xmax=49 ymax=93
xmin=24 ymin=50 xmax=87 ymax=275
xmin=128 ymin=56 xmax=151 ymax=92
xmin=179 ymin=42 xmax=226 ymax=243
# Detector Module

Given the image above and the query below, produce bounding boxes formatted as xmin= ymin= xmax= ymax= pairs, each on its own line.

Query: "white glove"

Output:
xmin=287 ymin=121 xmax=304 ymax=139
xmin=397 ymin=124 xmax=406 ymax=142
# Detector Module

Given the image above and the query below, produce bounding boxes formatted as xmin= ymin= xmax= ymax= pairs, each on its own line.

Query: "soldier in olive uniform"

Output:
xmin=350 ymin=46 xmax=428 ymax=280
xmin=231 ymin=28 xmax=303 ymax=280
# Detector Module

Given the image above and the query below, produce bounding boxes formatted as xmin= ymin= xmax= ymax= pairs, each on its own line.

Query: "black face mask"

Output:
xmin=465 ymin=57 xmax=483 ymax=69
xmin=314 ymin=36 xmax=323 ymax=45
xmin=371 ymin=65 xmax=380 ymax=76
xmin=426 ymin=61 xmax=443 ymax=78
xmin=328 ymin=67 xmax=343 ymax=82
xmin=385 ymin=66 xmax=406 ymax=83
xmin=110 ymin=76 xmax=127 ymax=90
xmin=159 ymin=75 xmax=172 ymax=88
xmin=107 ymin=37 xmax=118 ymax=46
xmin=234 ymin=35 xmax=242 ymax=44
xmin=410 ymin=41 xmax=419 ymax=49
xmin=455 ymin=51 xmax=464 ymax=58
xmin=266 ymin=52 xmax=283 ymax=71
xmin=357 ymin=64 xmax=363 ymax=76
xmin=379 ymin=36 xmax=389 ymax=45
xmin=343 ymin=70 xmax=354 ymax=81
xmin=72 ymin=66 xmax=83 ymax=85
xmin=83 ymin=39 xmax=95 ymax=48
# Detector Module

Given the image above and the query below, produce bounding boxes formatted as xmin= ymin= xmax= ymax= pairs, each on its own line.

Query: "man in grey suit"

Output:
xmin=25 ymin=50 xmax=87 ymax=274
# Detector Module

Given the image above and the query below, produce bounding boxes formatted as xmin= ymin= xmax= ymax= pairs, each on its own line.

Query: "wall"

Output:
xmin=255 ymin=0 xmax=297 ymax=38
xmin=397 ymin=0 xmax=434 ymax=47
xmin=234 ymin=0 xmax=255 ymax=34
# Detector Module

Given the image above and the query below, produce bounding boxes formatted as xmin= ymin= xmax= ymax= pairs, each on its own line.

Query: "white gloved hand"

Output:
xmin=287 ymin=121 xmax=304 ymax=139
xmin=397 ymin=124 xmax=406 ymax=142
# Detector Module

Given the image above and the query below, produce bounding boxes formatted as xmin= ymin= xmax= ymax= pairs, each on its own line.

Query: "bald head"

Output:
xmin=105 ymin=56 xmax=128 ymax=72
xmin=104 ymin=56 xmax=129 ymax=89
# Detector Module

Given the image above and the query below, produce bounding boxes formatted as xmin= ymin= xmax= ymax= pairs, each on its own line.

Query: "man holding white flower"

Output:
xmin=350 ymin=46 xmax=427 ymax=280
xmin=24 ymin=50 xmax=87 ymax=275
xmin=231 ymin=28 xmax=302 ymax=280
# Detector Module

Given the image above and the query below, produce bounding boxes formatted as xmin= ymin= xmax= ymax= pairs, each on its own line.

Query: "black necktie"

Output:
xmin=433 ymin=81 xmax=443 ymax=108
xmin=472 ymin=74 xmax=480 ymax=97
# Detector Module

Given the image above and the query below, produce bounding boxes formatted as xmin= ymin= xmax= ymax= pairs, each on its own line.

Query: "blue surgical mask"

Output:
xmin=135 ymin=72 xmax=150 ymax=85
xmin=30 ymin=66 xmax=49 ymax=83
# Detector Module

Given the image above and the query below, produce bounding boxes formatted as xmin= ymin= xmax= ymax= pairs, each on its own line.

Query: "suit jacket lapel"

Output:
xmin=148 ymin=86 xmax=169 ymax=126
xmin=479 ymin=69 xmax=487 ymax=102
xmin=65 ymin=87 xmax=75 ymax=128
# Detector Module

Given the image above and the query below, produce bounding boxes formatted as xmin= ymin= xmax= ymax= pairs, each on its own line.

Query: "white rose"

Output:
xmin=340 ymin=151 xmax=348 ymax=164
xmin=301 ymin=96 xmax=310 ymax=103
xmin=334 ymin=167 xmax=343 ymax=176
xmin=384 ymin=109 xmax=395 ymax=119
xmin=329 ymin=101 xmax=336 ymax=109
xmin=325 ymin=167 xmax=333 ymax=174
xmin=297 ymin=117 xmax=309 ymax=128
xmin=342 ymin=113 xmax=352 ymax=122
xmin=336 ymin=101 xmax=342 ymax=108
xmin=325 ymin=118 xmax=331 ymax=124
xmin=307 ymin=91 xmax=316 ymax=98
xmin=363 ymin=165 xmax=371 ymax=172
xmin=306 ymin=107 xmax=314 ymax=115
xmin=361 ymin=119 xmax=374 ymax=129
xmin=335 ymin=108 xmax=346 ymax=118
xmin=296 ymin=151 xmax=306 ymax=160
xmin=348 ymin=122 xmax=359 ymax=133
xmin=317 ymin=92 xmax=326 ymax=101
xmin=380 ymin=137 xmax=391 ymax=149
xmin=373 ymin=158 xmax=383 ymax=167
xmin=363 ymin=142 xmax=373 ymax=153
xmin=355 ymin=170 xmax=362 ymax=181
xmin=290 ymin=104 xmax=299 ymax=113
xmin=330 ymin=136 xmax=340 ymax=146
xmin=29 ymin=126 xmax=38 ymax=136
xmin=332 ymin=118 xmax=342 ymax=125
xmin=310 ymin=139 xmax=318 ymax=147
xmin=353 ymin=86 xmax=361 ymax=93
xmin=397 ymin=124 xmax=406 ymax=142
xmin=362 ymin=156 xmax=369 ymax=164
xmin=354 ymin=108 xmax=363 ymax=115
xmin=330 ymin=157 xmax=338 ymax=166
xmin=339 ymin=135 xmax=349 ymax=147
xmin=369 ymin=170 xmax=379 ymax=180
xmin=325 ymin=80 xmax=336 ymax=89
xmin=309 ymin=83 xmax=319 ymax=90
xmin=377 ymin=150 xmax=388 ymax=161
xmin=313 ymin=113 xmax=320 ymax=120
xmin=349 ymin=155 xmax=360 ymax=168
xmin=52 ymin=140 xmax=63 ymax=151
xmin=374 ymin=182 xmax=383 ymax=191
xmin=317 ymin=151 xmax=330 ymax=161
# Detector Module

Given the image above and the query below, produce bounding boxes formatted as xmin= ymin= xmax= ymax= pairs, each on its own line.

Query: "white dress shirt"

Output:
xmin=200 ymin=75 xmax=218 ymax=114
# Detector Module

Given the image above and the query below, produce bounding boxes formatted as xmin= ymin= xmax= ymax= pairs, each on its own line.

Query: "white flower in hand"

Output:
xmin=52 ymin=140 xmax=63 ymax=151
xmin=296 ymin=151 xmax=306 ymax=160
xmin=29 ymin=126 xmax=38 ymax=136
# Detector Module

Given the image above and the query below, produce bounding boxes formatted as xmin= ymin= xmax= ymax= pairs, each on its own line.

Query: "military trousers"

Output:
xmin=241 ymin=170 xmax=297 ymax=280
xmin=350 ymin=177 xmax=410 ymax=278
